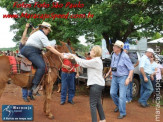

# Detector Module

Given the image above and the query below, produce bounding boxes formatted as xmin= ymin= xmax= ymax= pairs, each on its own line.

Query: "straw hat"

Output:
xmin=113 ymin=40 xmax=124 ymax=49
xmin=38 ymin=22 xmax=52 ymax=32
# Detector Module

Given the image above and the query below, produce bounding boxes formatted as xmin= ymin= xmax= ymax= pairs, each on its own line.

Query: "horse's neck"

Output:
xmin=45 ymin=51 xmax=62 ymax=69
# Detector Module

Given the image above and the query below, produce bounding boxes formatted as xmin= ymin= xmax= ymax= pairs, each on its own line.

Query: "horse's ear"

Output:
xmin=59 ymin=41 xmax=66 ymax=46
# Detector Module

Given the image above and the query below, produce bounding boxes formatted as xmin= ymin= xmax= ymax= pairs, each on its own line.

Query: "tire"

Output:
xmin=132 ymin=78 xmax=140 ymax=98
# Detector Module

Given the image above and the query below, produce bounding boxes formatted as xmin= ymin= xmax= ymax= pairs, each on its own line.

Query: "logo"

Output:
xmin=2 ymin=105 xmax=33 ymax=121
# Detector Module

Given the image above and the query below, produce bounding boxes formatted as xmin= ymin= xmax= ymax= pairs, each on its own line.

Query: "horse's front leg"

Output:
xmin=43 ymin=81 xmax=54 ymax=119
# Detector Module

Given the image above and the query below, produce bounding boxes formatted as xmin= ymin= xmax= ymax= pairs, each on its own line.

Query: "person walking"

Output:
xmin=105 ymin=40 xmax=134 ymax=119
xmin=138 ymin=48 xmax=154 ymax=107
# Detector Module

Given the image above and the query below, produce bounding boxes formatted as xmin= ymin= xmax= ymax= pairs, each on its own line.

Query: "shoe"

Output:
xmin=114 ymin=107 xmax=119 ymax=112
xmin=68 ymin=101 xmax=75 ymax=105
xmin=146 ymin=103 xmax=150 ymax=107
xmin=117 ymin=115 xmax=126 ymax=119
xmin=29 ymin=96 xmax=35 ymax=100
xmin=140 ymin=103 xmax=147 ymax=108
xmin=23 ymin=98 xmax=30 ymax=102
xmin=31 ymin=85 xmax=39 ymax=95
xmin=36 ymin=92 xmax=41 ymax=96
xmin=60 ymin=102 xmax=65 ymax=105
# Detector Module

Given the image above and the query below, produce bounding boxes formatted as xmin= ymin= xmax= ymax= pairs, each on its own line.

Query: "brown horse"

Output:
xmin=0 ymin=41 xmax=74 ymax=119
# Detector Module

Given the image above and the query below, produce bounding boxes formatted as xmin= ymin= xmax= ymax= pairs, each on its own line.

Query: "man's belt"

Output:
xmin=145 ymin=72 xmax=151 ymax=76
xmin=62 ymin=71 xmax=74 ymax=74
xmin=25 ymin=45 xmax=42 ymax=50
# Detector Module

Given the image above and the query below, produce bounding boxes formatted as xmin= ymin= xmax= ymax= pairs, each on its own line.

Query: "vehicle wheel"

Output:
xmin=132 ymin=78 xmax=140 ymax=98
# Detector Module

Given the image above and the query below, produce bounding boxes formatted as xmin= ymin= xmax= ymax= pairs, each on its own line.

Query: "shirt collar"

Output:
xmin=40 ymin=29 xmax=45 ymax=35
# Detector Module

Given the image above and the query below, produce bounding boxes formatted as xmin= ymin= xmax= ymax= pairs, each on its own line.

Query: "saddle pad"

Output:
xmin=8 ymin=56 xmax=20 ymax=74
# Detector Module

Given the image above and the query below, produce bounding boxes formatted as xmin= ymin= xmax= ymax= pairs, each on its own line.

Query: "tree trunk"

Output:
xmin=102 ymin=32 xmax=113 ymax=53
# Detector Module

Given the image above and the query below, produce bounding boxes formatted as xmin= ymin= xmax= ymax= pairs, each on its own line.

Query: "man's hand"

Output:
xmin=59 ymin=53 xmax=64 ymax=59
xmin=63 ymin=65 xmax=71 ymax=70
xmin=76 ymin=73 xmax=79 ymax=78
xmin=67 ymin=54 xmax=74 ymax=59
xmin=105 ymin=72 xmax=110 ymax=78
xmin=26 ymin=23 xmax=30 ymax=28
xmin=150 ymin=75 xmax=154 ymax=81
xmin=125 ymin=78 xmax=130 ymax=86
xmin=144 ymin=76 xmax=148 ymax=82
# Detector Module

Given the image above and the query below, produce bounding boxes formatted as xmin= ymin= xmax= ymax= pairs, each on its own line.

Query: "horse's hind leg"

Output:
xmin=43 ymin=81 xmax=54 ymax=119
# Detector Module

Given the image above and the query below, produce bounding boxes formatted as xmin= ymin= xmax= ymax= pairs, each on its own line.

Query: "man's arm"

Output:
xmin=105 ymin=67 xmax=112 ymax=78
xmin=20 ymin=23 xmax=30 ymax=44
xmin=75 ymin=67 xmax=79 ymax=78
xmin=140 ymin=67 xmax=148 ymax=82
xmin=134 ymin=61 xmax=139 ymax=68
xmin=125 ymin=70 xmax=134 ymax=85
xmin=46 ymin=46 xmax=64 ymax=59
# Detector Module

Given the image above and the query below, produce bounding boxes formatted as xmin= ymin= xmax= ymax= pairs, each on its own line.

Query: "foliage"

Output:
xmin=0 ymin=0 xmax=162 ymax=52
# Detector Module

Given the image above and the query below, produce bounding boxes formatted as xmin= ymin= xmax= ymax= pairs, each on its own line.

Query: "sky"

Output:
xmin=0 ymin=8 xmax=87 ymax=48
xmin=0 ymin=8 xmax=16 ymax=48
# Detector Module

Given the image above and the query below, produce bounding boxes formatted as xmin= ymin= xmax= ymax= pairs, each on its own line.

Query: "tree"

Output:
xmin=0 ymin=0 xmax=162 ymax=52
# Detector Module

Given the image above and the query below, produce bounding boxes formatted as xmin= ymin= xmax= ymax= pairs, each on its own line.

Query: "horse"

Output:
xmin=0 ymin=41 xmax=74 ymax=119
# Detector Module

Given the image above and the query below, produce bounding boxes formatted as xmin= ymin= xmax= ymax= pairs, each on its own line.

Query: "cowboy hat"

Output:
xmin=113 ymin=40 xmax=124 ymax=49
xmin=38 ymin=22 xmax=52 ymax=32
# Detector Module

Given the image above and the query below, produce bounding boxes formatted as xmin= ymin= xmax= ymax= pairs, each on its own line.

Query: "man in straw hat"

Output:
xmin=21 ymin=22 xmax=64 ymax=95
xmin=138 ymin=48 xmax=155 ymax=107
xmin=105 ymin=40 xmax=134 ymax=119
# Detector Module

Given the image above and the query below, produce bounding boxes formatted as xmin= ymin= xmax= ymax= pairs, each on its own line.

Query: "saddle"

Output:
xmin=16 ymin=56 xmax=32 ymax=72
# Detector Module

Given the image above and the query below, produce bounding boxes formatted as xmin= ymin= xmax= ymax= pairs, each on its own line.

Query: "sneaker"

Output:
xmin=60 ymin=102 xmax=65 ymax=105
xmin=29 ymin=96 xmax=35 ymax=100
xmin=32 ymin=85 xmax=39 ymax=95
xmin=114 ymin=107 xmax=119 ymax=112
xmin=23 ymin=98 xmax=30 ymax=102
xmin=36 ymin=92 xmax=41 ymax=96
xmin=68 ymin=101 xmax=75 ymax=105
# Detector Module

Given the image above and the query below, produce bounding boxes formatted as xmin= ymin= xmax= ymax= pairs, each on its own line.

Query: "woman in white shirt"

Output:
xmin=68 ymin=45 xmax=106 ymax=122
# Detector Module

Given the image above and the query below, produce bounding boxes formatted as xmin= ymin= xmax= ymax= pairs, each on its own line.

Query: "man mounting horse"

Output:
xmin=21 ymin=22 xmax=64 ymax=95
xmin=0 ymin=22 xmax=75 ymax=119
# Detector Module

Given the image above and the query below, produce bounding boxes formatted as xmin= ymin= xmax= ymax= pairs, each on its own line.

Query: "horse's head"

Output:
xmin=56 ymin=41 xmax=75 ymax=54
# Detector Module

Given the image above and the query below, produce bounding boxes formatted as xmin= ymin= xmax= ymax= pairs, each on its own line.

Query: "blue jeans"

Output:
xmin=21 ymin=46 xmax=45 ymax=85
xmin=139 ymin=74 xmax=153 ymax=105
xmin=126 ymin=80 xmax=133 ymax=102
xmin=61 ymin=72 xmax=75 ymax=102
xmin=110 ymin=75 xmax=128 ymax=116
xmin=22 ymin=88 xmax=32 ymax=99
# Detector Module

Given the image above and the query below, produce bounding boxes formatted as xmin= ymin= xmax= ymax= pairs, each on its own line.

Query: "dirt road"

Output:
xmin=0 ymin=84 xmax=162 ymax=122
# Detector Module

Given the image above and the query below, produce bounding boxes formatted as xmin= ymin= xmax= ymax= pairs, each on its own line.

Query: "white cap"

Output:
xmin=146 ymin=48 xmax=154 ymax=54
xmin=113 ymin=40 xmax=124 ymax=49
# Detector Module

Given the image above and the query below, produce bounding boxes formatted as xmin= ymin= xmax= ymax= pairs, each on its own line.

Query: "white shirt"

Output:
xmin=139 ymin=55 xmax=153 ymax=74
xmin=26 ymin=30 xmax=51 ymax=49
xmin=156 ymin=64 xmax=163 ymax=80
xmin=75 ymin=57 xmax=105 ymax=86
